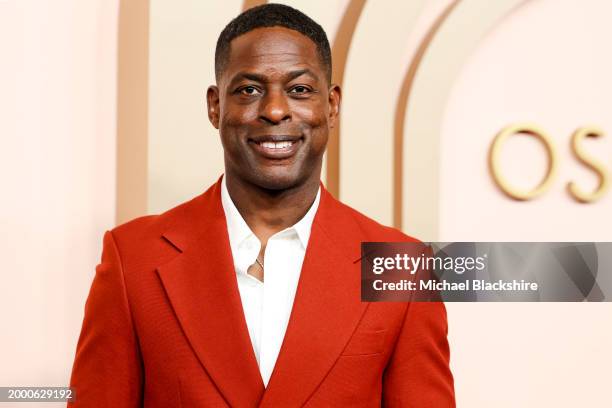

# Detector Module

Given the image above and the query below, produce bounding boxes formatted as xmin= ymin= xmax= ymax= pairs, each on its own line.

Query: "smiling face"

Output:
xmin=207 ymin=26 xmax=340 ymax=191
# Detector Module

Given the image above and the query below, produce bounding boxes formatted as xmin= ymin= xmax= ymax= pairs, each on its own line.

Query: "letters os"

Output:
xmin=488 ymin=123 xmax=610 ymax=203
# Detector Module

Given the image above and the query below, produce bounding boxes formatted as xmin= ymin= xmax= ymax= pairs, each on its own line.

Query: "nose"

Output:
xmin=259 ymin=88 xmax=291 ymax=125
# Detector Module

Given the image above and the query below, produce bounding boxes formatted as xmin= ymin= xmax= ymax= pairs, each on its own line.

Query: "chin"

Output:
xmin=251 ymin=168 xmax=305 ymax=191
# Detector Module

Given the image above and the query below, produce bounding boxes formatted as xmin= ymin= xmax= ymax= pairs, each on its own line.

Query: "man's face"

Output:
xmin=207 ymin=27 xmax=340 ymax=191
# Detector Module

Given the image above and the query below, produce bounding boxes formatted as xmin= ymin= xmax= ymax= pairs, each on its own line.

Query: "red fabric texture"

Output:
xmin=68 ymin=177 xmax=455 ymax=407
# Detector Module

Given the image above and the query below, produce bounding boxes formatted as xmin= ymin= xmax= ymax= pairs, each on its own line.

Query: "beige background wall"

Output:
xmin=1 ymin=0 xmax=611 ymax=407
xmin=437 ymin=1 xmax=612 ymax=405
xmin=0 ymin=0 xmax=118 ymax=406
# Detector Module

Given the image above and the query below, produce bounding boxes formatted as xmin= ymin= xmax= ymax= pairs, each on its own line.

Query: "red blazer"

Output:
xmin=69 ymin=177 xmax=454 ymax=407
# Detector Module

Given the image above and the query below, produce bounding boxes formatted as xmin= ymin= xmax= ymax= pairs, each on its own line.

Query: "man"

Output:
xmin=69 ymin=4 xmax=454 ymax=407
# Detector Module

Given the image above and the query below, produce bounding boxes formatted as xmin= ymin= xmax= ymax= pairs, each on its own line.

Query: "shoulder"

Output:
xmin=323 ymin=192 xmax=421 ymax=243
xmin=108 ymin=192 xmax=202 ymax=252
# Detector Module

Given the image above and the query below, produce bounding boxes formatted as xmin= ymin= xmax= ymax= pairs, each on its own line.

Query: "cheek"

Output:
xmin=219 ymin=102 xmax=258 ymax=130
xmin=293 ymin=102 xmax=329 ymax=129
xmin=219 ymin=120 xmax=251 ymax=152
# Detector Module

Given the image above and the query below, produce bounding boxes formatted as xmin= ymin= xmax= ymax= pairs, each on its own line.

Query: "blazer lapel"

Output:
xmin=157 ymin=179 xmax=265 ymax=408
xmin=259 ymin=187 xmax=369 ymax=407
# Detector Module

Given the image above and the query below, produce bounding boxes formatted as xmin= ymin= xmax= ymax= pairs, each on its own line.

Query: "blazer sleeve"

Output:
xmin=68 ymin=230 xmax=143 ymax=407
xmin=382 ymin=301 xmax=455 ymax=407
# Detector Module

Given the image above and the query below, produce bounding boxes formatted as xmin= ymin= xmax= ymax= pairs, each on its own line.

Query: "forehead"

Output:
xmin=223 ymin=26 xmax=325 ymax=80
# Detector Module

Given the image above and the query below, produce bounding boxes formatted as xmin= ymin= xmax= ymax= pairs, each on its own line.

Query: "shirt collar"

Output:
xmin=220 ymin=175 xmax=321 ymax=249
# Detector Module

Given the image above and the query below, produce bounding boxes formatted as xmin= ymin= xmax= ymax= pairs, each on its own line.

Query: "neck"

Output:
xmin=224 ymin=172 xmax=320 ymax=244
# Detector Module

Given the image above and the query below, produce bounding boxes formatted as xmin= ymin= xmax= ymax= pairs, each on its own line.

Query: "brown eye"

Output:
xmin=289 ymin=85 xmax=311 ymax=95
xmin=239 ymin=86 xmax=261 ymax=96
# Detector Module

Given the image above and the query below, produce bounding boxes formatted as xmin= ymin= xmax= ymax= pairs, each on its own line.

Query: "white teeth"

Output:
xmin=261 ymin=141 xmax=293 ymax=149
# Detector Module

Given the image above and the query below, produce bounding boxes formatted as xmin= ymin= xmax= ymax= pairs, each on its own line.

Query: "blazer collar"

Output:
xmin=158 ymin=176 xmax=368 ymax=408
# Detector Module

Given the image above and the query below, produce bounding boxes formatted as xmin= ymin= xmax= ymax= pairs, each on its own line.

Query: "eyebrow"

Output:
xmin=229 ymin=69 xmax=318 ymax=85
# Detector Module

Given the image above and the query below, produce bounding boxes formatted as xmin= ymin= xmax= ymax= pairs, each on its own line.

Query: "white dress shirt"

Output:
xmin=220 ymin=175 xmax=321 ymax=387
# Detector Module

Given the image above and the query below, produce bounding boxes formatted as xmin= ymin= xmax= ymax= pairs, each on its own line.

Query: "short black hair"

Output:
xmin=215 ymin=4 xmax=332 ymax=83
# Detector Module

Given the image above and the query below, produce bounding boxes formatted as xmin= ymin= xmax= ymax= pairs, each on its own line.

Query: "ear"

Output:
xmin=206 ymin=85 xmax=220 ymax=129
xmin=328 ymin=84 xmax=341 ymax=129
